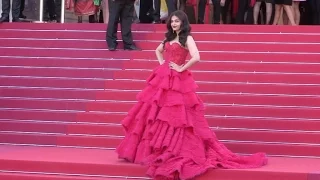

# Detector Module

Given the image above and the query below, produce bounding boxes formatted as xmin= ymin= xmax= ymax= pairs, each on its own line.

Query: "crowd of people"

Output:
xmin=137 ymin=0 xmax=319 ymax=25
xmin=0 ymin=0 xmax=319 ymax=25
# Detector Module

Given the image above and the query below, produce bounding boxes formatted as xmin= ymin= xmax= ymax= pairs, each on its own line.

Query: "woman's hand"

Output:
xmin=169 ymin=62 xmax=184 ymax=72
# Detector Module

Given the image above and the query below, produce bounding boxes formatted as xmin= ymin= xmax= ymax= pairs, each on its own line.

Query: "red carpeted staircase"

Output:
xmin=0 ymin=23 xmax=320 ymax=180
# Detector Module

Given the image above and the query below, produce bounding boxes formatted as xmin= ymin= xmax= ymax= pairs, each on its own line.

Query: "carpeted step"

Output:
xmin=1 ymin=48 xmax=318 ymax=62
xmin=0 ymin=172 xmax=132 ymax=180
xmin=1 ymin=120 xmax=320 ymax=145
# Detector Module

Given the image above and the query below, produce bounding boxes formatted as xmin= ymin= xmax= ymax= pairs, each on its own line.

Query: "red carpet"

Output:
xmin=0 ymin=145 xmax=146 ymax=178
xmin=0 ymin=23 xmax=320 ymax=179
xmin=0 ymin=145 xmax=320 ymax=180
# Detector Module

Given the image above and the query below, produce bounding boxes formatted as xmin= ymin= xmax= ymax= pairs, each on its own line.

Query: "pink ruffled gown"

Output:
xmin=116 ymin=42 xmax=268 ymax=180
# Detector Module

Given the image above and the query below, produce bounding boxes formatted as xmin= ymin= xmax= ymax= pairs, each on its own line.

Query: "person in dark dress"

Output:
xmin=273 ymin=0 xmax=296 ymax=25
xmin=198 ymin=0 xmax=222 ymax=24
xmin=254 ymin=0 xmax=273 ymax=24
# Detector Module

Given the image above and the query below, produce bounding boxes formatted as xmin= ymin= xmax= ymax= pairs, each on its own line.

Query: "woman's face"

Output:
xmin=171 ymin=15 xmax=182 ymax=32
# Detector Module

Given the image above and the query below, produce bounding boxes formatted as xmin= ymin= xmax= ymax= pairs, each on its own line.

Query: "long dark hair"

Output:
xmin=163 ymin=10 xmax=191 ymax=47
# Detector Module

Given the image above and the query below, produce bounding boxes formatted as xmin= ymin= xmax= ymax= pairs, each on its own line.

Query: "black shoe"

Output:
xmin=124 ymin=45 xmax=140 ymax=51
xmin=12 ymin=18 xmax=22 ymax=22
xmin=19 ymin=14 xmax=27 ymax=19
xmin=0 ymin=17 xmax=9 ymax=23
xmin=107 ymin=41 xmax=118 ymax=51
xmin=133 ymin=18 xmax=140 ymax=24
xmin=108 ymin=46 xmax=117 ymax=51
xmin=152 ymin=20 xmax=161 ymax=24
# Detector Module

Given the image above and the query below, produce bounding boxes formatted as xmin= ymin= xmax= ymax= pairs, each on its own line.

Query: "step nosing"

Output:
xmin=3 ymin=37 xmax=320 ymax=45
xmin=133 ymin=59 xmax=320 ymax=65
xmin=124 ymin=69 xmax=320 ymax=76
xmin=0 ymin=55 xmax=130 ymax=61
xmin=1 ymin=118 xmax=320 ymax=133
xmin=0 ymin=143 xmax=116 ymax=150
xmin=0 ymin=86 xmax=105 ymax=91
xmin=0 ymin=108 xmax=85 ymax=113
xmin=0 ymin=170 xmax=150 ymax=179
xmin=1 ymin=46 xmax=320 ymax=55
xmin=2 ymin=56 xmax=320 ymax=64
xmin=3 ymin=76 xmax=320 ymax=86
xmin=212 ymin=127 xmax=320 ymax=133
xmin=0 ymin=75 xmax=111 ymax=81
xmin=0 ymin=119 xmax=122 ymax=125
xmin=0 ymin=66 xmax=122 ymax=71
xmin=4 ymin=66 xmax=320 ymax=76
xmin=2 ymin=28 xmax=320 ymax=35
xmin=0 ymin=131 xmax=124 ymax=138
xmin=0 ymin=108 xmax=319 ymax=121
xmin=1 ymin=86 xmax=319 ymax=98
xmin=1 ymin=96 xmax=320 ymax=109
xmin=0 ymin=136 xmax=319 ymax=146
xmin=206 ymin=115 xmax=320 ymax=121
xmin=115 ymin=78 xmax=320 ymax=86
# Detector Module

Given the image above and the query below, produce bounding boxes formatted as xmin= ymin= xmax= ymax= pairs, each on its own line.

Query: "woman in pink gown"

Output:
xmin=116 ymin=10 xmax=268 ymax=180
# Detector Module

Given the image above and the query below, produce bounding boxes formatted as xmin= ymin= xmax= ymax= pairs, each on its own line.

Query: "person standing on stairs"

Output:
xmin=106 ymin=0 xmax=139 ymax=51
xmin=0 ymin=0 xmax=21 ymax=22
xmin=273 ymin=0 xmax=296 ymax=25
xmin=253 ymin=0 xmax=273 ymax=24
xmin=19 ymin=0 xmax=26 ymax=19
xmin=234 ymin=0 xmax=255 ymax=24
xmin=65 ymin=0 xmax=100 ymax=23
xmin=179 ymin=0 xmax=186 ymax=11
xmin=198 ymin=0 xmax=223 ymax=24
xmin=292 ymin=0 xmax=305 ymax=25
xmin=309 ymin=0 xmax=320 ymax=24
xmin=115 ymin=10 xmax=268 ymax=180
xmin=153 ymin=0 xmax=177 ymax=23
xmin=53 ymin=0 xmax=62 ymax=23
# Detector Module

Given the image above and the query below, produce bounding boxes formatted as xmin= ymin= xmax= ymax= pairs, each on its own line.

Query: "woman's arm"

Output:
xmin=155 ymin=42 xmax=165 ymax=65
xmin=170 ymin=35 xmax=200 ymax=72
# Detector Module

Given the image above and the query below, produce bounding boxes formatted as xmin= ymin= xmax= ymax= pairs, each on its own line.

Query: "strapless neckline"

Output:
xmin=166 ymin=41 xmax=188 ymax=51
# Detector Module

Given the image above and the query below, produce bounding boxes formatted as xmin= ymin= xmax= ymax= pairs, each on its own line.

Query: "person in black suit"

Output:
xmin=19 ymin=0 xmax=26 ymax=19
xmin=106 ymin=0 xmax=139 ymax=51
xmin=309 ymin=0 xmax=320 ymax=24
xmin=0 ymin=0 xmax=21 ymax=22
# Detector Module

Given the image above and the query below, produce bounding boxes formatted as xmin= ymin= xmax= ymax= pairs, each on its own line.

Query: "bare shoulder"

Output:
xmin=186 ymin=35 xmax=197 ymax=50
xmin=187 ymin=35 xmax=195 ymax=42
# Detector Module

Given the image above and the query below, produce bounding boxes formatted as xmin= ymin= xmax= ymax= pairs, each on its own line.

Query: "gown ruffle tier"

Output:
xmin=116 ymin=42 xmax=268 ymax=180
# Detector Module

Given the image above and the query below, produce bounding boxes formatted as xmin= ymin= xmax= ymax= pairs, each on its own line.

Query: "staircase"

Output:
xmin=0 ymin=23 xmax=320 ymax=180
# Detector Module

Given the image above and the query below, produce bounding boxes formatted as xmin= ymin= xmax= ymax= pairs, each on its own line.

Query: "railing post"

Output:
xmin=38 ymin=0 xmax=65 ymax=23
xmin=39 ymin=0 xmax=44 ymax=22
xmin=61 ymin=0 xmax=65 ymax=23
